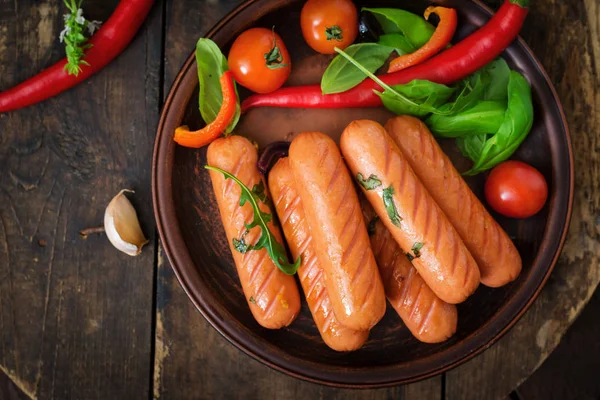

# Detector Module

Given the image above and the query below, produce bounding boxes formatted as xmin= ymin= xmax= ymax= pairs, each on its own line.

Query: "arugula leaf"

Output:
xmin=464 ymin=71 xmax=533 ymax=174
xmin=251 ymin=181 xmax=268 ymax=204
xmin=367 ymin=216 xmax=380 ymax=236
xmin=382 ymin=185 xmax=402 ymax=227
xmin=196 ymin=39 xmax=240 ymax=134
xmin=334 ymin=48 xmax=455 ymax=116
xmin=411 ymin=242 xmax=424 ymax=258
xmin=363 ymin=8 xmax=435 ymax=49
xmin=426 ymin=101 xmax=506 ymax=138
xmin=205 ymin=165 xmax=300 ymax=275
xmin=321 ymin=43 xmax=394 ymax=94
xmin=356 ymin=173 xmax=382 ymax=190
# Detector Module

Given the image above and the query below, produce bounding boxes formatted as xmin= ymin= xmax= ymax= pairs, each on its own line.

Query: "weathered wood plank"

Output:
xmin=445 ymin=0 xmax=600 ymax=398
xmin=0 ymin=1 xmax=164 ymax=398
xmin=515 ymin=287 xmax=600 ymax=399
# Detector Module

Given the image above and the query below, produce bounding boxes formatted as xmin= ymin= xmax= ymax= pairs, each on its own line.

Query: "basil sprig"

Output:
xmin=205 ymin=166 xmax=300 ymax=275
xmin=195 ymin=39 xmax=240 ymax=134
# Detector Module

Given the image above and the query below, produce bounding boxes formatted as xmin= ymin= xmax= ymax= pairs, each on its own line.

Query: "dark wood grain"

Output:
xmin=516 ymin=288 xmax=600 ymax=400
xmin=0 ymin=1 xmax=164 ymax=398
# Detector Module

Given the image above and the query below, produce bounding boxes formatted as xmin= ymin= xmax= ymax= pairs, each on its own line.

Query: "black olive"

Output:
xmin=357 ymin=12 xmax=383 ymax=43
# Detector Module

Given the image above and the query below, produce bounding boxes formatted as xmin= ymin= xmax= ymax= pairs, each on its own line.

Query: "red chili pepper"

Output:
xmin=0 ymin=0 xmax=155 ymax=113
xmin=388 ymin=6 xmax=457 ymax=73
xmin=241 ymin=0 xmax=529 ymax=112
xmin=173 ymin=71 xmax=237 ymax=148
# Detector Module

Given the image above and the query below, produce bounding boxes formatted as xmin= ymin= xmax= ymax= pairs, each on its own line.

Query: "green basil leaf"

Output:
xmin=482 ymin=58 xmax=511 ymax=101
xmin=465 ymin=71 xmax=534 ymax=174
xmin=377 ymin=33 xmax=416 ymax=55
xmin=356 ymin=173 xmax=382 ymax=190
xmin=426 ymin=101 xmax=506 ymax=138
xmin=205 ymin=165 xmax=301 ymax=274
xmin=377 ymin=80 xmax=455 ymax=118
xmin=363 ymin=8 xmax=435 ymax=48
xmin=382 ymin=185 xmax=402 ymax=227
xmin=457 ymin=134 xmax=488 ymax=161
xmin=195 ymin=38 xmax=240 ymax=134
xmin=321 ymin=43 xmax=394 ymax=94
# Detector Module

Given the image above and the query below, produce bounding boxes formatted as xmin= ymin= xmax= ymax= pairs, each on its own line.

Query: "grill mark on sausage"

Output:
xmin=398 ymin=267 xmax=416 ymax=307
xmin=274 ymin=184 xmax=291 ymax=209
xmin=351 ymin=247 xmax=370 ymax=286
xmin=305 ymin=265 xmax=323 ymax=300
xmin=281 ymin=195 xmax=301 ymax=227
xmin=384 ymin=134 xmax=392 ymax=175
xmin=264 ymin=285 xmax=286 ymax=317
xmin=321 ymin=305 xmax=334 ymax=333
xmin=411 ymin=175 xmax=422 ymax=223
xmin=433 ymin=212 xmax=444 ymax=257
xmin=339 ymin=200 xmax=358 ymax=241
xmin=449 ymin=240 xmax=460 ymax=279
xmin=360 ymin=270 xmax=376 ymax=312
xmin=255 ymin=266 xmax=277 ymax=299
xmin=422 ymin=195 xmax=434 ymax=243
xmin=326 ymin=157 xmax=343 ymax=194
xmin=397 ymin=157 xmax=408 ymax=195
xmin=334 ymin=182 xmax=352 ymax=216
xmin=408 ymin=281 xmax=425 ymax=321
xmin=248 ymin=250 xmax=269 ymax=286
xmin=312 ymin=286 xmax=326 ymax=314
xmin=222 ymin=153 xmax=245 ymax=199
xmin=342 ymin=221 xmax=361 ymax=264
xmin=418 ymin=297 xmax=437 ymax=336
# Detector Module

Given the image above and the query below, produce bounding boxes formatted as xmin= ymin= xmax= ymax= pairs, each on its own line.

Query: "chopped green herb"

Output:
xmin=382 ymin=185 xmax=402 ymax=227
xmin=411 ymin=242 xmax=424 ymax=258
xmin=232 ymin=230 xmax=250 ymax=253
xmin=367 ymin=216 xmax=380 ymax=236
xmin=249 ymin=296 xmax=257 ymax=305
xmin=357 ymin=173 xmax=382 ymax=190
xmin=406 ymin=252 xmax=415 ymax=262
xmin=206 ymin=165 xmax=300 ymax=275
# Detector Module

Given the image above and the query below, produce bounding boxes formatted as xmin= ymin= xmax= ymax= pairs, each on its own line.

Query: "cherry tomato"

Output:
xmin=300 ymin=0 xmax=358 ymax=54
xmin=228 ymin=27 xmax=291 ymax=94
xmin=484 ymin=161 xmax=548 ymax=219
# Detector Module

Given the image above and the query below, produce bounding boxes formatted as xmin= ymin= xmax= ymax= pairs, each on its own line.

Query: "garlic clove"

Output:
xmin=104 ymin=189 xmax=148 ymax=256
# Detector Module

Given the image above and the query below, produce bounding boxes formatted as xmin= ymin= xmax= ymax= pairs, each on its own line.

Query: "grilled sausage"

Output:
xmin=269 ymin=158 xmax=369 ymax=350
xmin=385 ymin=116 xmax=521 ymax=287
xmin=289 ymin=132 xmax=386 ymax=331
xmin=340 ymin=120 xmax=480 ymax=304
xmin=361 ymin=197 xmax=457 ymax=343
xmin=207 ymin=136 xmax=300 ymax=329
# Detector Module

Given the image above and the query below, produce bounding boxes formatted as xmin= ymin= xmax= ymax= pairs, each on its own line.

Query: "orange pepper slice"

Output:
xmin=388 ymin=6 xmax=458 ymax=73
xmin=174 ymin=70 xmax=237 ymax=148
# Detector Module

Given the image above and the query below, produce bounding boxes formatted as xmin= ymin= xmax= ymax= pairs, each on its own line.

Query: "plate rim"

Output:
xmin=152 ymin=0 xmax=574 ymax=388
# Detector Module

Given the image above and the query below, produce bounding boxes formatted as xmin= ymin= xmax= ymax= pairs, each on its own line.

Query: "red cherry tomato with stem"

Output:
xmin=300 ymin=0 xmax=358 ymax=54
xmin=484 ymin=160 xmax=548 ymax=219
xmin=228 ymin=27 xmax=291 ymax=94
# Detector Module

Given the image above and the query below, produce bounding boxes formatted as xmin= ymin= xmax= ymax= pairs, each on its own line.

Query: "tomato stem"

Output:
xmin=325 ymin=25 xmax=344 ymax=41
xmin=264 ymin=27 xmax=289 ymax=70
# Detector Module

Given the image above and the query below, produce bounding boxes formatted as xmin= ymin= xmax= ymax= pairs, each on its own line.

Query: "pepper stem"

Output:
xmin=325 ymin=25 xmax=344 ymax=41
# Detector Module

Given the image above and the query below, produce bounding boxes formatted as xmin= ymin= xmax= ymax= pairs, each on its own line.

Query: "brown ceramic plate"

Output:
xmin=152 ymin=0 xmax=573 ymax=388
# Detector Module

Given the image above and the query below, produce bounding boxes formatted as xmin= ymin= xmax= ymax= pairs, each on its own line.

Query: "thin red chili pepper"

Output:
xmin=0 ymin=0 xmax=155 ymax=113
xmin=241 ymin=0 xmax=529 ymax=112
xmin=388 ymin=6 xmax=457 ymax=73
xmin=173 ymin=71 xmax=237 ymax=148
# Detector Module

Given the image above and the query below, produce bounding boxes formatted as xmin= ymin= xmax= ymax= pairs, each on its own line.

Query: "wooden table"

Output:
xmin=0 ymin=0 xmax=598 ymax=399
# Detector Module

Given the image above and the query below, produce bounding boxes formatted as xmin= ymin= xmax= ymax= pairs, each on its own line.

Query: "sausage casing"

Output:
xmin=385 ymin=116 xmax=521 ymax=287
xmin=361 ymin=197 xmax=457 ymax=343
xmin=207 ymin=136 xmax=300 ymax=329
xmin=340 ymin=120 xmax=480 ymax=304
xmin=289 ymin=132 xmax=386 ymax=331
xmin=269 ymin=158 xmax=369 ymax=350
